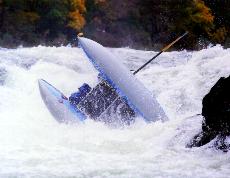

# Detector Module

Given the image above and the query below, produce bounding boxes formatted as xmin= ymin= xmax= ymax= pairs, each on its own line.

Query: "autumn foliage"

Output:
xmin=0 ymin=0 xmax=86 ymax=47
xmin=67 ymin=0 xmax=86 ymax=31
xmin=0 ymin=0 xmax=229 ymax=49
xmin=84 ymin=0 xmax=229 ymax=49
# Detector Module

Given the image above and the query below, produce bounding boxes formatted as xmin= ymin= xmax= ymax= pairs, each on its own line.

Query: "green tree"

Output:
xmin=0 ymin=0 xmax=40 ymax=46
xmin=0 ymin=0 xmax=87 ymax=47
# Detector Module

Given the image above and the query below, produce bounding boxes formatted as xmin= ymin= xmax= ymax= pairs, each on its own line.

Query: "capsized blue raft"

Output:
xmin=39 ymin=37 xmax=168 ymax=124
xmin=78 ymin=37 xmax=168 ymax=122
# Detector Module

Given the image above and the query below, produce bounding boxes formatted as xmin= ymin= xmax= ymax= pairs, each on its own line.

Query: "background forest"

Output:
xmin=0 ymin=0 xmax=229 ymax=50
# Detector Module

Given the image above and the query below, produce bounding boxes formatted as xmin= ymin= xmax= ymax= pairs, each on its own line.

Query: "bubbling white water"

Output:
xmin=0 ymin=45 xmax=229 ymax=177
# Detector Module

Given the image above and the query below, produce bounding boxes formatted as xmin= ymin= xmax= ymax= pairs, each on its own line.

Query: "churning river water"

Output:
xmin=0 ymin=45 xmax=230 ymax=177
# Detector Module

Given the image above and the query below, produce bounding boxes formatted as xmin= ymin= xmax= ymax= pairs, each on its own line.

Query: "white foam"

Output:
xmin=0 ymin=45 xmax=229 ymax=177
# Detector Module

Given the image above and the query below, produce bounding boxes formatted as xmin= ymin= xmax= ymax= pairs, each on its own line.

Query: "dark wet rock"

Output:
xmin=188 ymin=75 xmax=230 ymax=150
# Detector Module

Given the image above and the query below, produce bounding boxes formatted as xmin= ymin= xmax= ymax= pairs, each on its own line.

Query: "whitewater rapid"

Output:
xmin=0 ymin=45 xmax=229 ymax=177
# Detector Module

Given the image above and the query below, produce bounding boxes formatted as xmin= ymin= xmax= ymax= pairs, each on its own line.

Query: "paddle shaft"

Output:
xmin=133 ymin=31 xmax=188 ymax=75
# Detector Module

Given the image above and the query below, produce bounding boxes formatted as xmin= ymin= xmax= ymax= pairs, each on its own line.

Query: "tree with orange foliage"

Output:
xmin=183 ymin=0 xmax=228 ymax=45
xmin=165 ymin=0 xmax=215 ymax=48
xmin=0 ymin=0 xmax=87 ymax=47
xmin=204 ymin=0 xmax=229 ymax=45
xmin=67 ymin=0 xmax=86 ymax=31
xmin=185 ymin=0 xmax=214 ymax=34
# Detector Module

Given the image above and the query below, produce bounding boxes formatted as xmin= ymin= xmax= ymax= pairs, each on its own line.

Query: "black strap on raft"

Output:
xmin=133 ymin=31 xmax=188 ymax=75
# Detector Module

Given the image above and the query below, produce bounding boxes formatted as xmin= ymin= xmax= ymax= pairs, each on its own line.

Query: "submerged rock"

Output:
xmin=188 ymin=75 xmax=230 ymax=151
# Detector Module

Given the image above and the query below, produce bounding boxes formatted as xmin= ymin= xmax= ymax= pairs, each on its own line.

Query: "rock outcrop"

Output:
xmin=188 ymin=75 xmax=230 ymax=151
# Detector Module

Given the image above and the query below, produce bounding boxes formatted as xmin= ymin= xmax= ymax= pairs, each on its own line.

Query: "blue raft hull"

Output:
xmin=38 ymin=79 xmax=86 ymax=123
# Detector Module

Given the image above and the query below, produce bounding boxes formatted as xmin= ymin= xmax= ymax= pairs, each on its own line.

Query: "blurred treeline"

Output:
xmin=0 ymin=0 xmax=229 ymax=49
